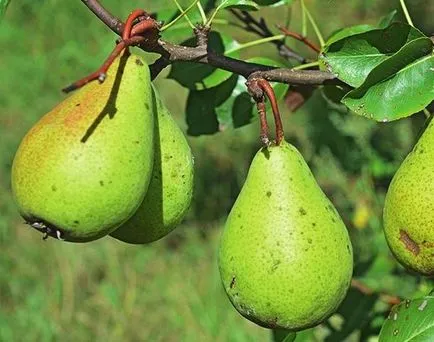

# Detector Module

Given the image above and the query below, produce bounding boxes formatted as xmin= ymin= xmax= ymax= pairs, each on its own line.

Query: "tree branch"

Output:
xmin=80 ymin=0 xmax=339 ymax=85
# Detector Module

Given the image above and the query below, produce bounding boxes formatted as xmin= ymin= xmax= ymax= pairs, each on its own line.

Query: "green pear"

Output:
xmin=110 ymin=86 xmax=194 ymax=244
xmin=11 ymin=52 xmax=154 ymax=242
xmin=218 ymin=141 xmax=353 ymax=331
xmin=383 ymin=118 xmax=434 ymax=275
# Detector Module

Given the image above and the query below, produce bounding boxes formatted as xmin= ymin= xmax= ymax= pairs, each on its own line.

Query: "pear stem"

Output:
xmin=123 ymin=9 xmax=148 ymax=40
xmin=62 ymin=35 xmax=145 ymax=93
xmin=62 ymin=11 xmax=160 ymax=93
xmin=257 ymin=100 xmax=270 ymax=146
xmin=257 ymin=79 xmax=284 ymax=145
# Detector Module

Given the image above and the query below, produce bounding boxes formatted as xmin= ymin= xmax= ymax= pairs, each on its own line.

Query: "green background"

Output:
xmin=0 ymin=0 xmax=433 ymax=341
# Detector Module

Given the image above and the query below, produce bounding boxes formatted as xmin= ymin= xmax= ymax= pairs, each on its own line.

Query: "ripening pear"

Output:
xmin=218 ymin=141 xmax=353 ymax=331
xmin=110 ymin=86 xmax=194 ymax=244
xmin=383 ymin=118 xmax=434 ymax=275
xmin=11 ymin=52 xmax=154 ymax=242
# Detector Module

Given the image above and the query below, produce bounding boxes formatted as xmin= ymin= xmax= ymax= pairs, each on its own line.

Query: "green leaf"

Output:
xmin=379 ymin=295 xmax=434 ymax=341
xmin=281 ymin=332 xmax=296 ymax=342
xmin=254 ymin=0 xmax=293 ymax=7
xmin=215 ymin=0 xmax=259 ymax=11
xmin=168 ymin=31 xmax=240 ymax=90
xmin=0 ymin=0 xmax=10 ymax=19
xmin=321 ymin=23 xmax=427 ymax=87
xmin=324 ymin=24 xmax=378 ymax=47
xmin=215 ymin=57 xmax=289 ymax=131
xmin=342 ymin=37 xmax=434 ymax=122
xmin=377 ymin=10 xmax=398 ymax=29
xmin=186 ymin=75 xmax=239 ymax=136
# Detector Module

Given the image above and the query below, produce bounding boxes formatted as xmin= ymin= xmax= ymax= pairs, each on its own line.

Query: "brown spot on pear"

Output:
xmin=383 ymin=118 xmax=434 ymax=275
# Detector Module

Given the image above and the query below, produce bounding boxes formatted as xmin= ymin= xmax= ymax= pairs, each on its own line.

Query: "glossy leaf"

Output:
xmin=379 ymin=294 xmax=434 ymax=341
xmin=215 ymin=0 xmax=259 ymax=11
xmin=254 ymin=0 xmax=293 ymax=6
xmin=342 ymin=38 xmax=434 ymax=122
xmin=321 ymin=23 xmax=427 ymax=87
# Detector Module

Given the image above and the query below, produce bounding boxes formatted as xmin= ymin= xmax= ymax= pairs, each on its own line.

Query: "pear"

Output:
xmin=11 ymin=52 xmax=154 ymax=242
xmin=218 ymin=141 xmax=353 ymax=331
xmin=110 ymin=86 xmax=194 ymax=244
xmin=383 ymin=118 xmax=434 ymax=275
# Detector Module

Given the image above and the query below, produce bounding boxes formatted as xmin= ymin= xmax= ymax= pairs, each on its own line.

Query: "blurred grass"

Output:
xmin=0 ymin=0 xmax=433 ymax=341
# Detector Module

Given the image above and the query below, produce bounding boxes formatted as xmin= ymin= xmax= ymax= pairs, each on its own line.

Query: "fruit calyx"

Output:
xmin=25 ymin=219 xmax=65 ymax=241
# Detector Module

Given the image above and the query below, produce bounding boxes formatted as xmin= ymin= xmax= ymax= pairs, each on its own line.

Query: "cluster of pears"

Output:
xmin=383 ymin=117 xmax=433 ymax=276
xmin=11 ymin=52 xmax=194 ymax=244
xmin=218 ymin=140 xmax=354 ymax=331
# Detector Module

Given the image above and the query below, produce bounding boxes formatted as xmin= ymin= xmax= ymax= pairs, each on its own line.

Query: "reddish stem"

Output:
xmin=257 ymin=79 xmax=284 ymax=145
xmin=62 ymin=36 xmax=145 ymax=93
xmin=277 ymin=25 xmax=321 ymax=53
xmin=130 ymin=19 xmax=160 ymax=37
xmin=257 ymin=99 xmax=270 ymax=146
xmin=123 ymin=9 xmax=148 ymax=40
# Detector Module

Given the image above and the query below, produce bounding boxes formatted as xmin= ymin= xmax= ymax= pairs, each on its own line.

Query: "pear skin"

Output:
xmin=218 ymin=141 xmax=353 ymax=331
xmin=383 ymin=118 xmax=434 ymax=275
xmin=11 ymin=52 xmax=154 ymax=242
xmin=110 ymin=86 xmax=194 ymax=244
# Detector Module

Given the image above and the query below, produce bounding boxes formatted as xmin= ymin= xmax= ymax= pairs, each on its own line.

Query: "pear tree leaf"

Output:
xmin=321 ymin=23 xmax=427 ymax=87
xmin=168 ymin=31 xmax=240 ymax=90
xmin=324 ymin=25 xmax=378 ymax=48
xmin=186 ymin=75 xmax=238 ymax=136
xmin=322 ymin=10 xmax=398 ymax=51
xmin=215 ymin=0 xmax=259 ymax=11
xmin=254 ymin=0 xmax=293 ymax=7
xmin=378 ymin=294 xmax=434 ymax=341
xmin=342 ymin=37 xmax=434 ymax=122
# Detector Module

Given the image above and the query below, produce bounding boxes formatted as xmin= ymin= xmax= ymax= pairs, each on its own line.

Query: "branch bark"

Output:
xmin=80 ymin=0 xmax=339 ymax=85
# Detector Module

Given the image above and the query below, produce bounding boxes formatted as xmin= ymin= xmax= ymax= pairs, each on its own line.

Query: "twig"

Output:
xmin=79 ymin=0 xmax=339 ymax=85
xmin=277 ymin=25 xmax=320 ymax=53
xmin=230 ymin=9 xmax=305 ymax=63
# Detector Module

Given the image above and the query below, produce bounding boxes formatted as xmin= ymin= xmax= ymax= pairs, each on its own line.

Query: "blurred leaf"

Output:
xmin=186 ymin=74 xmax=238 ymax=135
xmin=325 ymin=288 xmax=379 ymax=341
xmin=168 ymin=31 xmax=240 ymax=90
xmin=378 ymin=10 xmax=398 ymax=28
xmin=281 ymin=332 xmax=297 ymax=342
xmin=321 ymin=23 xmax=427 ymax=87
xmin=216 ymin=0 xmax=259 ymax=10
xmin=342 ymin=38 xmax=434 ymax=122
xmin=0 ymin=0 xmax=10 ymax=20
xmin=379 ymin=294 xmax=434 ymax=341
